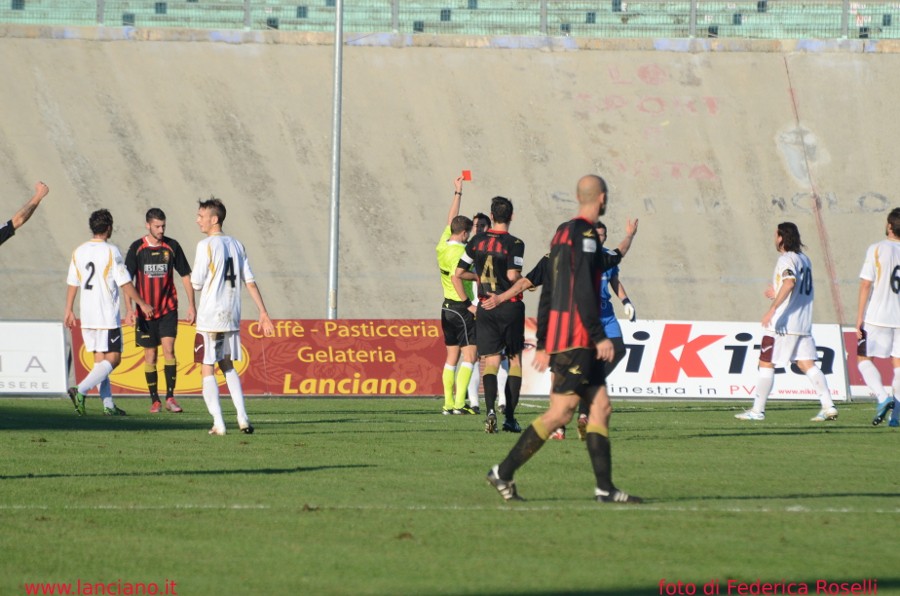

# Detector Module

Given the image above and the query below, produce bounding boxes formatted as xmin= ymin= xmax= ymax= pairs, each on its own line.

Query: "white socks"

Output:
xmin=857 ymin=359 xmax=889 ymax=400
xmin=752 ymin=367 xmax=775 ymax=413
xmin=78 ymin=360 xmax=114 ymax=395
xmin=467 ymin=360 xmax=480 ymax=408
xmin=202 ymin=374 xmax=225 ymax=430
xmin=805 ymin=366 xmax=834 ymax=409
xmin=224 ymin=368 xmax=249 ymax=426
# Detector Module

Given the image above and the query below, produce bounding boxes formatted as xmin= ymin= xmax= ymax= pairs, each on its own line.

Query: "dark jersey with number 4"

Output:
xmin=457 ymin=229 xmax=525 ymax=300
xmin=125 ymin=236 xmax=191 ymax=320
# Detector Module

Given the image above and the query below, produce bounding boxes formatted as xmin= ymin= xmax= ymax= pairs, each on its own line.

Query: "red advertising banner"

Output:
xmin=69 ymin=319 xmax=446 ymax=396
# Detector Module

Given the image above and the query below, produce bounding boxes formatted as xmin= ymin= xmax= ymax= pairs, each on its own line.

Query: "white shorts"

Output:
xmin=81 ymin=328 xmax=123 ymax=354
xmin=761 ymin=332 xmax=818 ymax=367
xmin=193 ymin=331 xmax=242 ymax=365
xmin=860 ymin=324 xmax=900 ymax=359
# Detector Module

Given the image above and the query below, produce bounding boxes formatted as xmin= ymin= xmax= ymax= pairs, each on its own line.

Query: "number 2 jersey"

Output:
xmin=769 ymin=250 xmax=814 ymax=335
xmin=191 ymin=233 xmax=256 ymax=333
xmin=66 ymin=239 xmax=133 ymax=329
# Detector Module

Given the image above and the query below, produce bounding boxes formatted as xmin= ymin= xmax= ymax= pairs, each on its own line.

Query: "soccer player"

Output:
xmin=191 ymin=197 xmax=274 ymax=436
xmin=64 ymin=209 xmax=154 ymax=416
xmin=453 ymin=196 xmax=525 ymax=434
xmin=464 ymin=212 xmax=492 ymax=414
xmin=124 ymin=208 xmax=196 ymax=413
xmin=855 ymin=208 xmax=900 ymax=427
xmin=735 ymin=222 xmax=838 ymax=423
xmin=486 ymin=174 xmax=641 ymax=503
xmin=436 ymin=176 xmax=477 ymax=415
xmin=0 ymin=181 xmax=49 ymax=247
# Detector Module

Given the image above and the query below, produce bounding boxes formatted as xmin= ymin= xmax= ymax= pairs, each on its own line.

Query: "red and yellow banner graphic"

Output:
xmin=69 ymin=319 xmax=445 ymax=396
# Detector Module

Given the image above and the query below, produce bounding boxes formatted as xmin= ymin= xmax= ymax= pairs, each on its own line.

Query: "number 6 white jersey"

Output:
xmin=859 ymin=239 xmax=900 ymax=328
xmin=191 ymin=233 xmax=256 ymax=332
xmin=769 ymin=250 xmax=814 ymax=335
xmin=66 ymin=240 xmax=133 ymax=329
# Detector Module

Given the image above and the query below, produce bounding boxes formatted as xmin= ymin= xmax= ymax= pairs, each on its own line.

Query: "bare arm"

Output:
xmin=121 ymin=282 xmax=154 ymax=319
xmin=11 ymin=182 xmax=49 ymax=229
xmin=857 ymin=278 xmax=873 ymax=338
xmin=613 ymin=218 xmax=639 ymax=257
xmin=762 ymin=278 xmax=795 ymax=329
xmin=181 ymin=274 xmax=197 ymax=324
xmin=481 ymin=277 xmax=533 ymax=310
xmin=246 ymin=281 xmax=275 ymax=336
xmin=450 ymin=267 xmax=473 ymax=303
xmin=445 ymin=176 xmax=464 ymax=226
xmin=64 ymin=285 xmax=78 ymax=328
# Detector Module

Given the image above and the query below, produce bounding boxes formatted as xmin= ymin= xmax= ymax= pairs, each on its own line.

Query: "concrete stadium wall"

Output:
xmin=1 ymin=26 xmax=898 ymax=326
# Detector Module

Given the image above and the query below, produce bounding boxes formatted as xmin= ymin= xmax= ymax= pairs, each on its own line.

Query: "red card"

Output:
xmin=462 ymin=170 xmax=472 ymax=181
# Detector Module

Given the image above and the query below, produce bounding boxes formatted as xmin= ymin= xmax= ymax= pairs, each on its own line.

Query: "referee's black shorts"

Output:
xmin=441 ymin=299 xmax=476 ymax=347
xmin=476 ymin=300 xmax=524 ymax=357
xmin=135 ymin=309 xmax=179 ymax=348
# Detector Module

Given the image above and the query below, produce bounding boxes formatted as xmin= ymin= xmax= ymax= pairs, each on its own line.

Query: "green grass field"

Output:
xmin=1 ymin=397 xmax=896 ymax=596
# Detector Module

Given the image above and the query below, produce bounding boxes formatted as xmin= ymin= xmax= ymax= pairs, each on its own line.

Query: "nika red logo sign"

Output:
xmin=650 ymin=324 xmax=726 ymax=383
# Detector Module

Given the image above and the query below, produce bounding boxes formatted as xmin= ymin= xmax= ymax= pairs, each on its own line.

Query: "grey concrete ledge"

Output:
xmin=3 ymin=23 xmax=900 ymax=52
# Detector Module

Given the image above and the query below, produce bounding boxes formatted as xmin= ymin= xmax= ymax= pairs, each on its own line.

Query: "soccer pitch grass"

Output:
xmin=1 ymin=397 xmax=897 ymax=596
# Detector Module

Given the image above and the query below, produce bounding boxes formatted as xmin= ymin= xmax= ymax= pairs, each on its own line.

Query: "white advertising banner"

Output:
xmin=521 ymin=319 xmax=848 ymax=401
xmin=0 ymin=321 xmax=68 ymax=395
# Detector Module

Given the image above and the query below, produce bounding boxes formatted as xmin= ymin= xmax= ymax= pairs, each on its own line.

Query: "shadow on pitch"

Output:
xmin=0 ymin=401 xmax=202 ymax=432
xmin=663 ymin=490 xmax=900 ymax=503
xmin=0 ymin=463 xmax=372 ymax=481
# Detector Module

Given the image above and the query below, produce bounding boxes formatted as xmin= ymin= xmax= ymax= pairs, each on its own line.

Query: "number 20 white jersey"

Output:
xmin=859 ymin=239 xmax=900 ymax=328
xmin=769 ymin=250 xmax=814 ymax=336
xmin=191 ymin=234 xmax=256 ymax=333
xmin=66 ymin=240 xmax=133 ymax=329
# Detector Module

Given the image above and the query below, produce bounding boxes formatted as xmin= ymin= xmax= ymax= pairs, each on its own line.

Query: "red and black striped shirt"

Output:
xmin=124 ymin=235 xmax=191 ymax=320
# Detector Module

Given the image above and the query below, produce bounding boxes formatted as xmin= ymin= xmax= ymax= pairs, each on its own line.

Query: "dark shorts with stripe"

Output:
xmin=550 ymin=348 xmax=607 ymax=397
xmin=441 ymin=300 xmax=476 ymax=347
xmin=476 ymin=300 xmax=525 ymax=357
xmin=135 ymin=310 xmax=179 ymax=348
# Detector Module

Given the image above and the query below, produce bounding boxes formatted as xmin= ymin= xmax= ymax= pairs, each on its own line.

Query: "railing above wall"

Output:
xmin=0 ymin=0 xmax=897 ymax=39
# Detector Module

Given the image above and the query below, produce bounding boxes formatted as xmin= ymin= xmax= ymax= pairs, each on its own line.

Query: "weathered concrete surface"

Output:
xmin=1 ymin=28 xmax=898 ymax=325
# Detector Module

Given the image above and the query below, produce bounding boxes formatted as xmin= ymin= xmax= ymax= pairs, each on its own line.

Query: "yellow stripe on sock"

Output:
xmin=145 ymin=363 xmax=157 ymax=373
xmin=533 ymin=418 xmax=551 ymax=440
xmin=586 ymin=423 xmax=608 ymax=437
xmin=508 ymin=365 xmax=522 ymax=377
xmin=483 ymin=364 xmax=499 ymax=376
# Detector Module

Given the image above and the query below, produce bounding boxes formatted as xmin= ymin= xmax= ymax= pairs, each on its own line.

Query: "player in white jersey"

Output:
xmin=64 ymin=209 xmax=154 ymax=416
xmin=736 ymin=222 xmax=838 ymax=422
xmin=855 ymin=208 xmax=900 ymax=427
xmin=191 ymin=197 xmax=274 ymax=436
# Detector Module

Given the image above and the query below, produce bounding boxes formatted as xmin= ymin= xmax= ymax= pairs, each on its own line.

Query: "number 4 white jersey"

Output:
xmin=769 ymin=250 xmax=814 ymax=335
xmin=66 ymin=240 xmax=133 ymax=329
xmin=859 ymin=239 xmax=900 ymax=328
xmin=191 ymin=234 xmax=256 ymax=332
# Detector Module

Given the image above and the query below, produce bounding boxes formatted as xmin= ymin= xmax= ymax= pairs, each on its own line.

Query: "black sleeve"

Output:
xmin=572 ymin=224 xmax=607 ymax=345
xmin=535 ymin=277 xmax=551 ymax=351
xmin=124 ymin=240 xmax=140 ymax=277
xmin=0 ymin=221 xmax=14 ymax=247
xmin=169 ymin=237 xmax=192 ymax=277
xmin=596 ymin=248 xmax=623 ymax=272
xmin=526 ymin=254 xmax=549 ymax=288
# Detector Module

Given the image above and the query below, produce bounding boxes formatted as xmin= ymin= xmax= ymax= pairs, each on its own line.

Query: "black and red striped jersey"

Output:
xmin=536 ymin=217 xmax=622 ymax=353
xmin=124 ymin=235 xmax=191 ymax=319
xmin=457 ymin=229 xmax=525 ymax=300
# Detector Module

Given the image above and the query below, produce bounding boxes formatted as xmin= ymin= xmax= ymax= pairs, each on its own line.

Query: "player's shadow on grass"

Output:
xmin=0 ymin=406 xmax=201 ymax=432
xmin=0 ymin=463 xmax=372 ymax=481
xmin=664 ymin=490 xmax=900 ymax=503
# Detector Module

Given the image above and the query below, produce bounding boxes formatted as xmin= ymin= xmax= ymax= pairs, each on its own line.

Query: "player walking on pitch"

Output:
xmin=735 ymin=222 xmax=838 ymax=422
xmin=191 ymin=197 xmax=274 ymax=436
xmin=855 ymin=208 xmax=900 ymax=427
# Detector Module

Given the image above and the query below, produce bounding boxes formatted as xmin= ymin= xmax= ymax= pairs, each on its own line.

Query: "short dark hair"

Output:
xmin=473 ymin=213 xmax=490 ymax=230
xmin=89 ymin=209 xmax=113 ymax=236
xmin=145 ymin=208 xmax=166 ymax=222
xmin=777 ymin=222 xmax=805 ymax=253
xmin=450 ymin=215 xmax=472 ymax=235
xmin=490 ymin=196 xmax=513 ymax=225
xmin=596 ymin=220 xmax=607 ymax=232
xmin=888 ymin=208 xmax=900 ymax=237
xmin=198 ymin=196 xmax=226 ymax=225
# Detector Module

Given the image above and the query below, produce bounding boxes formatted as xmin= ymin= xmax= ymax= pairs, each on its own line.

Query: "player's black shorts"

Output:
xmin=476 ymin=300 xmax=525 ymax=357
xmin=550 ymin=348 xmax=607 ymax=397
xmin=441 ymin=299 xmax=476 ymax=347
xmin=135 ymin=310 xmax=179 ymax=348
